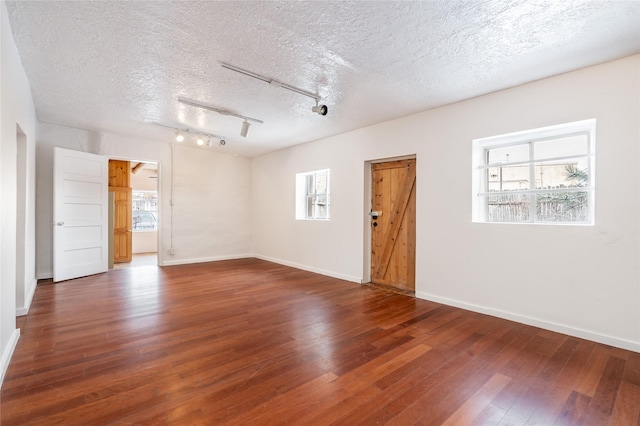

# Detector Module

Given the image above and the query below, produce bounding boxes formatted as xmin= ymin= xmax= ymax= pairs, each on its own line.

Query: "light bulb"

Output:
xmin=175 ymin=131 xmax=184 ymax=142
xmin=197 ymin=137 xmax=204 ymax=146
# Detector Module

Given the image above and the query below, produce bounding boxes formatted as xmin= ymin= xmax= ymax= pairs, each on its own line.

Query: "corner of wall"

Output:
xmin=254 ymin=254 xmax=363 ymax=284
xmin=16 ymin=278 xmax=37 ymax=316
xmin=0 ymin=329 xmax=19 ymax=386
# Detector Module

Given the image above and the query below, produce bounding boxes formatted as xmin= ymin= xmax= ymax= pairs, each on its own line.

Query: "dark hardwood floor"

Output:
xmin=2 ymin=258 xmax=639 ymax=425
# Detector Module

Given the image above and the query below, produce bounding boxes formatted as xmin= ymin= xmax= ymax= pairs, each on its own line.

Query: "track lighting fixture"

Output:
xmin=178 ymin=97 xmax=263 ymax=137
xmin=240 ymin=120 xmax=250 ymax=138
xmin=153 ymin=122 xmax=226 ymax=148
xmin=312 ymin=101 xmax=328 ymax=116
xmin=221 ymin=62 xmax=329 ymax=116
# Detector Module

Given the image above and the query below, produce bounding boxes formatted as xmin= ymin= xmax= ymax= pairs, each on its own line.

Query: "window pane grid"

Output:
xmin=478 ymin=187 xmax=594 ymax=197
xmin=474 ymin=120 xmax=594 ymax=225
xmin=529 ymin=141 xmax=537 ymax=223
xmin=480 ymin=153 xmax=593 ymax=169
xmin=297 ymin=169 xmax=330 ymax=220
xmin=132 ymin=191 xmax=158 ymax=230
xmin=485 ymin=194 xmax=530 ymax=223
xmin=536 ymin=191 xmax=589 ymax=223
xmin=478 ymin=130 xmax=591 ymax=153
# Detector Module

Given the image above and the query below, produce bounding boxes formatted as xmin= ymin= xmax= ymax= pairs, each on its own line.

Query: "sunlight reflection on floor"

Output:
xmin=114 ymin=253 xmax=157 ymax=269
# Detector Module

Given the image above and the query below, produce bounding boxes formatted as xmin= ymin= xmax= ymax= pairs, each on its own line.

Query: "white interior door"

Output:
xmin=54 ymin=147 xmax=108 ymax=282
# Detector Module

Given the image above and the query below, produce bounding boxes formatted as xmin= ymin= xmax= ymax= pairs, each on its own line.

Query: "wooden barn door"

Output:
xmin=109 ymin=160 xmax=132 ymax=263
xmin=370 ymin=159 xmax=416 ymax=292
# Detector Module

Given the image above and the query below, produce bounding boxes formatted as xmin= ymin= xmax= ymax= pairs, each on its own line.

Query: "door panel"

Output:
xmin=53 ymin=148 xmax=108 ymax=282
xmin=109 ymin=160 xmax=132 ymax=263
xmin=371 ymin=159 xmax=416 ymax=292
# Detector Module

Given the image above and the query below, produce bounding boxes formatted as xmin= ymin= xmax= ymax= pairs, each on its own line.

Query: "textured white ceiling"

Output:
xmin=5 ymin=0 xmax=640 ymax=157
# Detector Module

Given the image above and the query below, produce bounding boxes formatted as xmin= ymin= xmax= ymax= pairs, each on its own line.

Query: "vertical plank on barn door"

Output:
xmin=109 ymin=160 xmax=132 ymax=263
xmin=371 ymin=159 xmax=416 ymax=292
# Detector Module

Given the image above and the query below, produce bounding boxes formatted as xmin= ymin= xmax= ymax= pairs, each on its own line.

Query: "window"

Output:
xmin=132 ymin=191 xmax=158 ymax=230
xmin=296 ymin=169 xmax=330 ymax=220
xmin=472 ymin=119 xmax=595 ymax=224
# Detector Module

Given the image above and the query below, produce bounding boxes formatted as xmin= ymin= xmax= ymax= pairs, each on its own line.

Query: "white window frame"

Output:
xmin=295 ymin=169 xmax=330 ymax=220
xmin=472 ymin=119 xmax=596 ymax=225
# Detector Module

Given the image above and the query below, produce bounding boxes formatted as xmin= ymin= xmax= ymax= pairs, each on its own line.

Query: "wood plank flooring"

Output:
xmin=2 ymin=258 xmax=639 ymax=425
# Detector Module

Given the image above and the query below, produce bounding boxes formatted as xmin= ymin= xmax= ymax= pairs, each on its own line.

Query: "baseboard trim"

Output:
xmin=16 ymin=278 xmax=38 ymax=316
xmin=159 ymin=253 xmax=253 ymax=267
xmin=254 ymin=254 xmax=362 ymax=283
xmin=0 ymin=329 xmax=20 ymax=386
xmin=36 ymin=271 xmax=53 ymax=280
xmin=416 ymin=291 xmax=640 ymax=353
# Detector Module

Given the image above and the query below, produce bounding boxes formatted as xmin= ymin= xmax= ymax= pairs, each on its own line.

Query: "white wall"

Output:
xmin=130 ymin=167 xmax=157 ymax=191
xmin=36 ymin=124 xmax=252 ymax=276
xmin=132 ymin=231 xmax=157 ymax=254
xmin=0 ymin=1 xmax=38 ymax=381
xmin=165 ymin=144 xmax=252 ymax=263
xmin=252 ymin=55 xmax=640 ymax=352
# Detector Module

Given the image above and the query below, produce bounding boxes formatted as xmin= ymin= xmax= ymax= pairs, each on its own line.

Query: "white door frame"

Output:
xmin=15 ymin=125 xmax=28 ymax=313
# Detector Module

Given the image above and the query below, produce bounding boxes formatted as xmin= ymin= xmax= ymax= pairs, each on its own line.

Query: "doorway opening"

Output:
xmin=15 ymin=125 xmax=28 ymax=314
xmin=108 ymin=159 xmax=159 ymax=269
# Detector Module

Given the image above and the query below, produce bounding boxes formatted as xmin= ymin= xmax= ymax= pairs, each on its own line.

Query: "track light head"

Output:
xmin=312 ymin=103 xmax=328 ymax=116
xmin=196 ymin=136 xmax=205 ymax=146
xmin=175 ymin=131 xmax=184 ymax=142
xmin=220 ymin=139 xmax=226 ymax=146
xmin=240 ymin=120 xmax=250 ymax=137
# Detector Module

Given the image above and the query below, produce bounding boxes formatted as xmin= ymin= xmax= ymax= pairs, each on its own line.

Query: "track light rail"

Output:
xmin=221 ymin=62 xmax=321 ymax=102
xmin=151 ymin=122 xmax=226 ymax=145
xmin=177 ymin=97 xmax=264 ymax=124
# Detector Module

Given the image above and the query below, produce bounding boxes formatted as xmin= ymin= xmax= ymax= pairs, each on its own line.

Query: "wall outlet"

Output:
xmin=169 ymin=248 xmax=175 ymax=255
